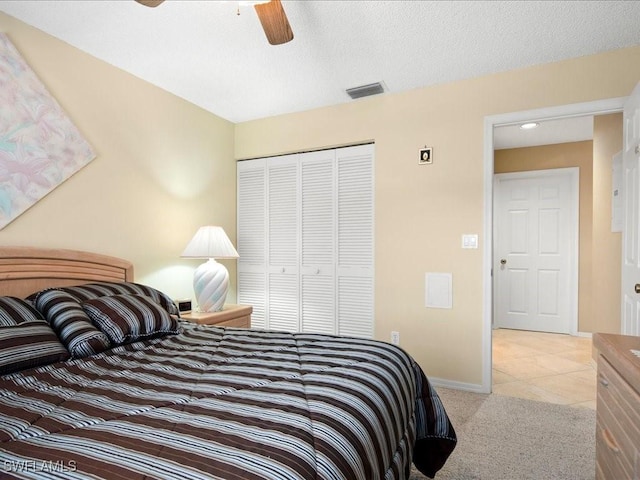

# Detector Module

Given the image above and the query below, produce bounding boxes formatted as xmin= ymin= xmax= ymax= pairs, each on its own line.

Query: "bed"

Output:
xmin=0 ymin=247 xmax=456 ymax=479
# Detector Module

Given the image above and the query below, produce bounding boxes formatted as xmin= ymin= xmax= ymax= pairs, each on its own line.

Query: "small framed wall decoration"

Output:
xmin=419 ymin=147 xmax=433 ymax=165
xmin=0 ymin=33 xmax=96 ymax=230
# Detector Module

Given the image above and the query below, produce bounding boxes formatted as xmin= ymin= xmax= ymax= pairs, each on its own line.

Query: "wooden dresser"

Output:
xmin=593 ymin=333 xmax=640 ymax=480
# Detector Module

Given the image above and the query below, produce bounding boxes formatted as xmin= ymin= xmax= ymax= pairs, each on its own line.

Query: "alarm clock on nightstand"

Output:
xmin=174 ymin=299 xmax=192 ymax=314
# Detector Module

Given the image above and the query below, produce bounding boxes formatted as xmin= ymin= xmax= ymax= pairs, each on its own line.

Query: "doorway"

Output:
xmin=481 ymin=97 xmax=626 ymax=394
xmin=493 ymin=167 xmax=579 ymax=335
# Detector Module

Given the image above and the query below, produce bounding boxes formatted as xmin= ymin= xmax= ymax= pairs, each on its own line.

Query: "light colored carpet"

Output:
xmin=411 ymin=388 xmax=596 ymax=480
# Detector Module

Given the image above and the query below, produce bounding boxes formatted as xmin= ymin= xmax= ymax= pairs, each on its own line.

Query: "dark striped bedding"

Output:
xmin=0 ymin=323 xmax=456 ymax=479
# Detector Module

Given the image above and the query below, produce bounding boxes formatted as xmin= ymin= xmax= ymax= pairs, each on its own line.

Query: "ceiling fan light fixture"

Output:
xmin=134 ymin=0 xmax=165 ymax=7
xmin=346 ymin=82 xmax=385 ymax=100
xmin=254 ymin=0 xmax=294 ymax=45
xmin=238 ymin=0 xmax=270 ymax=6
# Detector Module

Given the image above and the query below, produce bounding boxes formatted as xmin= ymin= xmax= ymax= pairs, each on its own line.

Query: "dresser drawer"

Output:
xmin=213 ymin=315 xmax=251 ymax=328
xmin=598 ymin=355 xmax=640 ymax=433
xmin=596 ymin=401 xmax=635 ymax=479
xmin=596 ymin=355 xmax=640 ymax=479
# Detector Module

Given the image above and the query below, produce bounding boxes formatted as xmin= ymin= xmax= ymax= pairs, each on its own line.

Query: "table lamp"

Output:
xmin=181 ymin=226 xmax=239 ymax=312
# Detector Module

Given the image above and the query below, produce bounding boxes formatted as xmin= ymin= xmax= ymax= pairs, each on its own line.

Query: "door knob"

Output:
xmin=635 ymin=283 xmax=640 ymax=294
xmin=500 ymin=259 xmax=507 ymax=265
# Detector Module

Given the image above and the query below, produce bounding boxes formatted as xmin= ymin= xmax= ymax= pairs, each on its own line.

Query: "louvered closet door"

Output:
xmin=267 ymin=155 xmax=300 ymax=332
xmin=336 ymin=144 xmax=374 ymax=338
xmin=300 ymin=150 xmax=336 ymax=334
xmin=237 ymin=159 xmax=267 ymax=329
xmin=237 ymin=145 xmax=374 ymax=336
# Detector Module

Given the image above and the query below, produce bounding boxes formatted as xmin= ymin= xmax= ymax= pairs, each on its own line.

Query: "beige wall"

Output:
xmin=2 ymin=10 xmax=638 ymax=388
xmin=0 ymin=13 xmax=238 ymax=303
xmin=592 ymin=113 xmax=623 ymax=334
xmin=235 ymin=47 xmax=640 ymax=386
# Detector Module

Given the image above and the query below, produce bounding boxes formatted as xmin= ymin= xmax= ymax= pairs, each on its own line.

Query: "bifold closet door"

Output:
xmin=237 ymin=144 xmax=374 ymax=336
xmin=266 ymin=155 xmax=300 ymax=332
xmin=300 ymin=150 xmax=336 ymax=334
xmin=336 ymin=145 xmax=374 ymax=338
xmin=237 ymin=159 xmax=267 ymax=329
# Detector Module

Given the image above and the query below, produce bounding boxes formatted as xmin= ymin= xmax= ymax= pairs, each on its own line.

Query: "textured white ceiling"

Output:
xmin=0 ymin=0 xmax=639 ymax=125
xmin=494 ymin=116 xmax=594 ymax=150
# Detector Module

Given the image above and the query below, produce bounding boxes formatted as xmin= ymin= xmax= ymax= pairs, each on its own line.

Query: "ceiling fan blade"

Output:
xmin=135 ymin=0 xmax=165 ymax=7
xmin=254 ymin=0 xmax=294 ymax=45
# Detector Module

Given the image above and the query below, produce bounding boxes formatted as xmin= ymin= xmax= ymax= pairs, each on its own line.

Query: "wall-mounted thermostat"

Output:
xmin=419 ymin=147 xmax=433 ymax=165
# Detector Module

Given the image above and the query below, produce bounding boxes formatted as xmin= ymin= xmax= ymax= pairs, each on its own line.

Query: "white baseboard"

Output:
xmin=428 ymin=377 xmax=487 ymax=394
xmin=576 ymin=331 xmax=593 ymax=338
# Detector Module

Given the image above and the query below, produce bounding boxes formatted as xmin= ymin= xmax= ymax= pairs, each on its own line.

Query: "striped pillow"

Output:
xmin=34 ymin=290 xmax=111 ymax=358
xmin=0 ymin=320 xmax=70 ymax=375
xmin=0 ymin=297 xmax=43 ymax=326
xmin=82 ymin=294 xmax=180 ymax=345
xmin=59 ymin=282 xmax=180 ymax=316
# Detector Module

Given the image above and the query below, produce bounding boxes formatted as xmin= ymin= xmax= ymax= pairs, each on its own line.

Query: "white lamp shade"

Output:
xmin=181 ymin=226 xmax=239 ymax=259
xmin=182 ymin=226 xmax=239 ymax=312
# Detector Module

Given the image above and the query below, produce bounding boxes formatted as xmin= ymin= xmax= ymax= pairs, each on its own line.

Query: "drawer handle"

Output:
xmin=602 ymin=429 xmax=620 ymax=454
xmin=599 ymin=377 xmax=609 ymax=387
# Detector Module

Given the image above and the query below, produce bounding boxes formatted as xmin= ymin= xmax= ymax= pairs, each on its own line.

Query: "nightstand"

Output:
xmin=180 ymin=304 xmax=252 ymax=328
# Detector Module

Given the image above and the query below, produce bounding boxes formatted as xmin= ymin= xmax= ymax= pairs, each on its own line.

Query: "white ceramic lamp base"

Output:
xmin=193 ymin=259 xmax=229 ymax=312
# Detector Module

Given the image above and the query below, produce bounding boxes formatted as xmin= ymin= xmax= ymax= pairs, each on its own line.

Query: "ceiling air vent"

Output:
xmin=346 ymin=82 xmax=384 ymax=100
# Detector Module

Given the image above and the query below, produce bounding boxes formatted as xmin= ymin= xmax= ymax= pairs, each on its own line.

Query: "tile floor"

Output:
xmin=492 ymin=328 xmax=597 ymax=409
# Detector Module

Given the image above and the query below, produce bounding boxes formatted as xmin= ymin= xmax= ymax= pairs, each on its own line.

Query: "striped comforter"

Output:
xmin=0 ymin=324 xmax=456 ymax=479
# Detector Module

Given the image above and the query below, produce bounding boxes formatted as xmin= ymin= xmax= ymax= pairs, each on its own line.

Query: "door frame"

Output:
xmin=493 ymin=167 xmax=579 ymax=335
xmin=481 ymin=97 xmax=626 ymax=394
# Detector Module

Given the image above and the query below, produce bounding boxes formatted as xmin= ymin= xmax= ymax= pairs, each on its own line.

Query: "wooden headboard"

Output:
xmin=0 ymin=247 xmax=133 ymax=299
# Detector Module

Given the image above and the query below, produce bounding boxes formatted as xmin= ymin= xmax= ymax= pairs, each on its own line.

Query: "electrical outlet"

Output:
xmin=391 ymin=331 xmax=400 ymax=345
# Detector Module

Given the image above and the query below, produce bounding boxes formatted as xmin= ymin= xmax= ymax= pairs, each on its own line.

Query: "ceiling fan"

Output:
xmin=134 ymin=0 xmax=294 ymax=45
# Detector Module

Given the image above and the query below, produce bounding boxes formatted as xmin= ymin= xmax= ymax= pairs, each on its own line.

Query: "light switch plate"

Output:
xmin=462 ymin=234 xmax=478 ymax=249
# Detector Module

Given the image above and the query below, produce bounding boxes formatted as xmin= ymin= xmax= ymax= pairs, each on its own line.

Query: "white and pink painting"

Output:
xmin=0 ymin=33 xmax=95 ymax=229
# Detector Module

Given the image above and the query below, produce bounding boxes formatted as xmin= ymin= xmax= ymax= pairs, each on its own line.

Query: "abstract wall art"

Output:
xmin=0 ymin=33 xmax=95 ymax=229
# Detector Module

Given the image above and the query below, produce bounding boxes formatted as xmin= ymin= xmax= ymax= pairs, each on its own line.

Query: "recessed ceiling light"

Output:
xmin=520 ymin=122 xmax=539 ymax=130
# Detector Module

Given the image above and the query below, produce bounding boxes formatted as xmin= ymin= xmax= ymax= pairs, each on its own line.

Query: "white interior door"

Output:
xmin=621 ymin=82 xmax=640 ymax=336
xmin=494 ymin=168 xmax=578 ymax=334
